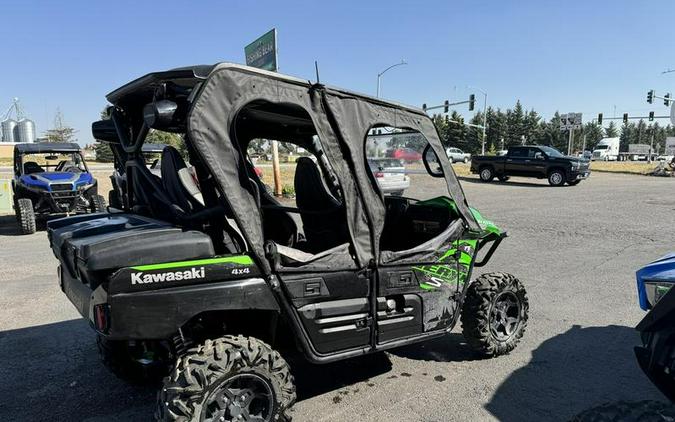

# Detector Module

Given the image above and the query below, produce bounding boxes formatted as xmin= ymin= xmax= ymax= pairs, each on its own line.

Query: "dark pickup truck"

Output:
xmin=470 ymin=145 xmax=591 ymax=186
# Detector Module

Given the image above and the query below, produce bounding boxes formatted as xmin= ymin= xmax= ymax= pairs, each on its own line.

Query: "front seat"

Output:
xmin=294 ymin=157 xmax=349 ymax=253
xmin=161 ymin=146 xmax=202 ymax=215
xmin=23 ymin=162 xmax=44 ymax=174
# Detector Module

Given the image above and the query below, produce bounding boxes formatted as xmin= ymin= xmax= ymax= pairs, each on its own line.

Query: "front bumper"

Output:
xmin=567 ymin=169 xmax=590 ymax=182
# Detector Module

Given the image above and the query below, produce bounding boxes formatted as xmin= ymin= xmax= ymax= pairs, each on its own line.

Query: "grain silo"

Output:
xmin=1 ymin=119 xmax=17 ymax=142
xmin=16 ymin=118 xmax=35 ymax=143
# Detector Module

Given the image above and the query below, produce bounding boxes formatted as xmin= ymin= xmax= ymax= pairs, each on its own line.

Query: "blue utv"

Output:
xmin=12 ymin=142 xmax=106 ymax=234
xmin=635 ymin=253 xmax=675 ymax=401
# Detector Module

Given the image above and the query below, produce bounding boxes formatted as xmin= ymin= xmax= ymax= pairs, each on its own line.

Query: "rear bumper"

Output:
xmin=377 ymin=177 xmax=410 ymax=193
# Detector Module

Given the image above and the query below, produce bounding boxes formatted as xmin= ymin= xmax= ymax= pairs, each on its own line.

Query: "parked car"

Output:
xmin=389 ymin=147 xmax=422 ymax=162
xmin=635 ymin=253 xmax=675 ymax=401
xmin=470 ymin=145 xmax=591 ymax=186
xmin=367 ymin=158 xmax=410 ymax=195
xmin=446 ymin=147 xmax=471 ymax=163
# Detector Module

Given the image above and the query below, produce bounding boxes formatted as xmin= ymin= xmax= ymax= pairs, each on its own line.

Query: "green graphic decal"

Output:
xmin=413 ymin=239 xmax=478 ymax=290
xmin=415 ymin=196 xmax=502 ymax=236
xmin=131 ymin=255 xmax=253 ymax=271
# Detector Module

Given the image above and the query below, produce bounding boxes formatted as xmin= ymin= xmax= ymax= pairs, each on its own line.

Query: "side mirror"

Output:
xmin=423 ymin=144 xmax=444 ymax=178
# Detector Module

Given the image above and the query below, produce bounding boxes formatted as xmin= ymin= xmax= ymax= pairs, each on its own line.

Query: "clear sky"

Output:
xmin=2 ymin=0 xmax=674 ymax=144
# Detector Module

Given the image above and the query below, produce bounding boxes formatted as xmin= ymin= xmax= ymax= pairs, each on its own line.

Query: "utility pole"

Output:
xmin=468 ymin=86 xmax=488 ymax=154
xmin=271 ymin=140 xmax=282 ymax=196
xmin=376 ymin=60 xmax=407 ymax=98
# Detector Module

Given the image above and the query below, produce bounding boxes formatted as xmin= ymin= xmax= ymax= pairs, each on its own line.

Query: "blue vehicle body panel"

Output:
xmin=18 ymin=172 xmax=93 ymax=192
xmin=637 ymin=253 xmax=675 ymax=311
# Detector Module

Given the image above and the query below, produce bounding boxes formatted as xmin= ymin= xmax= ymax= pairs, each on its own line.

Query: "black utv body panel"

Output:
xmin=635 ymin=286 xmax=675 ymax=401
xmin=48 ymin=214 xmax=274 ymax=340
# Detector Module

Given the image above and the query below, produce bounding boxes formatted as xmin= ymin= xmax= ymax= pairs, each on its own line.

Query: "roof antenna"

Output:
xmin=314 ymin=61 xmax=321 ymax=84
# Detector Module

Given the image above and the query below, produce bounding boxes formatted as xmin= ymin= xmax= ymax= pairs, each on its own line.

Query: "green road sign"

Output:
xmin=245 ymin=28 xmax=278 ymax=71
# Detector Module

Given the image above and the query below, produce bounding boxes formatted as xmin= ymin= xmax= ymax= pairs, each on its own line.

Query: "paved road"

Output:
xmin=0 ymin=172 xmax=673 ymax=421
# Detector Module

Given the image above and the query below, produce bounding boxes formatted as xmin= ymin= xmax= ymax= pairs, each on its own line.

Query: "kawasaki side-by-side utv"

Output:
xmin=47 ymin=63 xmax=529 ymax=421
xmin=12 ymin=142 xmax=106 ymax=234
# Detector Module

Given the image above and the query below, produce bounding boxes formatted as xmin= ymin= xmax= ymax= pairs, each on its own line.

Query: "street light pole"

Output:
xmin=468 ymin=86 xmax=488 ymax=154
xmin=377 ymin=60 xmax=407 ymax=98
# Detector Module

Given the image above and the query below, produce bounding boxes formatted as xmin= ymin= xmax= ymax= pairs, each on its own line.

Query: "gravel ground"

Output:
xmin=0 ymin=171 xmax=673 ymax=421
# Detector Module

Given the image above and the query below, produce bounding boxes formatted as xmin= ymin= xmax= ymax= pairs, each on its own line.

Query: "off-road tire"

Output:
xmin=567 ymin=180 xmax=581 ymax=186
xmin=479 ymin=166 xmax=495 ymax=182
xmin=461 ymin=272 xmax=528 ymax=357
xmin=156 ymin=335 xmax=296 ymax=422
xmin=571 ymin=400 xmax=675 ymax=421
xmin=90 ymin=194 xmax=106 ymax=213
xmin=548 ymin=169 xmax=566 ymax=186
xmin=15 ymin=198 xmax=36 ymax=235
xmin=97 ymin=335 xmax=170 ymax=384
xmin=497 ymin=175 xmax=510 ymax=182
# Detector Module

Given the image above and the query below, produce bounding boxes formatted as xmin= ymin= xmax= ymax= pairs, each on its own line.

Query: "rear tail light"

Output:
xmin=374 ymin=172 xmax=384 ymax=178
xmin=94 ymin=304 xmax=110 ymax=333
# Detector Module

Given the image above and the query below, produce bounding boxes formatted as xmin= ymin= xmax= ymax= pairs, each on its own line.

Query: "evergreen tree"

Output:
xmin=604 ymin=121 xmax=619 ymax=138
xmin=446 ymin=110 xmax=467 ymax=148
xmin=465 ymin=111 xmax=484 ymax=154
xmin=505 ymin=100 xmax=525 ymax=146
xmin=581 ymin=122 xmax=604 ymax=151
xmin=619 ymin=122 xmax=635 ymax=152
xmin=485 ymin=107 xmax=506 ymax=152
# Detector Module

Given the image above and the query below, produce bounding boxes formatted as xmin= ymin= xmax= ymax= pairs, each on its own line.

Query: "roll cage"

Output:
xmin=93 ymin=63 xmax=484 ymax=276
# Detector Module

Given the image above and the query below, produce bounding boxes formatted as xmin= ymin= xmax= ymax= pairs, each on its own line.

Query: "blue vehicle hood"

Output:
xmin=18 ymin=172 xmax=93 ymax=191
xmin=636 ymin=253 xmax=675 ymax=310
xmin=36 ymin=172 xmax=78 ymax=181
xmin=638 ymin=253 xmax=675 ymax=282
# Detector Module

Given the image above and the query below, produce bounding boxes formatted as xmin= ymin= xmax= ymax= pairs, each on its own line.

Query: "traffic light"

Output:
xmin=597 ymin=113 xmax=603 ymax=125
xmin=647 ymin=90 xmax=654 ymax=104
xmin=444 ymin=100 xmax=449 ymax=113
xmin=649 ymin=111 xmax=654 ymax=121
xmin=665 ymin=93 xmax=671 ymax=106
xmin=422 ymin=103 xmax=427 ymax=112
xmin=623 ymin=113 xmax=628 ymax=124
xmin=468 ymin=94 xmax=475 ymax=111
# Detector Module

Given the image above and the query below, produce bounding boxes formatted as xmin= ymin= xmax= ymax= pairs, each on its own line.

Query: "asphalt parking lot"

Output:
xmin=0 ymin=171 xmax=673 ymax=421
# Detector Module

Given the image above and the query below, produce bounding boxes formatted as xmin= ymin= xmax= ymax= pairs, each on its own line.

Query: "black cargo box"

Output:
xmin=48 ymin=214 xmax=214 ymax=285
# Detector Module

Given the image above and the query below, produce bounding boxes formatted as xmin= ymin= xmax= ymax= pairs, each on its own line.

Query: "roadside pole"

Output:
xmin=271 ymin=140 xmax=282 ymax=196
xmin=649 ymin=130 xmax=654 ymax=163
xmin=561 ymin=113 xmax=582 ymax=155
